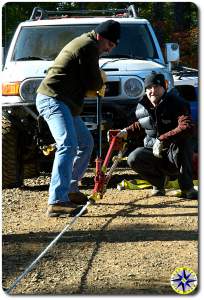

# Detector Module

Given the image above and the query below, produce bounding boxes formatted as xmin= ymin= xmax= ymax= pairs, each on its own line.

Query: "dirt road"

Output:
xmin=2 ymin=168 xmax=198 ymax=295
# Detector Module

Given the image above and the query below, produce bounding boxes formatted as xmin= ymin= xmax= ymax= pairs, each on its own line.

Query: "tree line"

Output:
xmin=2 ymin=2 xmax=198 ymax=68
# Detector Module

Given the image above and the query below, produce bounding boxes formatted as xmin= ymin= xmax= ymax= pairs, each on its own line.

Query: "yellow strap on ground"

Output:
xmin=117 ymin=178 xmax=199 ymax=191
xmin=117 ymin=179 xmax=151 ymax=190
xmin=166 ymin=179 xmax=198 ymax=189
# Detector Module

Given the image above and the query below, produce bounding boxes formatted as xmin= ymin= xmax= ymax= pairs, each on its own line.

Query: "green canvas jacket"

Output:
xmin=37 ymin=31 xmax=103 ymax=115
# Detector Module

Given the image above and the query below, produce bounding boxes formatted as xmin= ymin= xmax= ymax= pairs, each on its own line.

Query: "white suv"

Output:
xmin=2 ymin=5 xmax=179 ymax=188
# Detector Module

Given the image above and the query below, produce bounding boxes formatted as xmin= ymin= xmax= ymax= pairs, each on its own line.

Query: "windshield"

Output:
xmin=12 ymin=23 xmax=158 ymax=61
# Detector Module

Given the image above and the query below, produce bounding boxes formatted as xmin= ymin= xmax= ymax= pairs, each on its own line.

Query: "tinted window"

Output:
xmin=103 ymin=24 xmax=158 ymax=59
xmin=12 ymin=23 xmax=158 ymax=61
xmin=13 ymin=25 xmax=94 ymax=61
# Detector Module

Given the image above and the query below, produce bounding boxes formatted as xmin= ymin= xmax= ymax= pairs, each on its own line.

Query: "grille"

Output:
xmin=20 ymin=78 xmax=120 ymax=102
xmin=105 ymin=81 xmax=120 ymax=97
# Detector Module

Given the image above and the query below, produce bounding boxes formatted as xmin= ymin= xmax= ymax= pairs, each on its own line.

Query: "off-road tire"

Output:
xmin=24 ymin=161 xmax=40 ymax=179
xmin=2 ymin=115 xmax=24 ymax=188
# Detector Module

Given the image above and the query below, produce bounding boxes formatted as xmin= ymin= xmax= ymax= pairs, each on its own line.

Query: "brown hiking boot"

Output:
xmin=47 ymin=202 xmax=78 ymax=217
xmin=69 ymin=192 xmax=88 ymax=205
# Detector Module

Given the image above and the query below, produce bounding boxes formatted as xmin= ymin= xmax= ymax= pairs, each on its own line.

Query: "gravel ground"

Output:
xmin=2 ymin=168 xmax=198 ymax=295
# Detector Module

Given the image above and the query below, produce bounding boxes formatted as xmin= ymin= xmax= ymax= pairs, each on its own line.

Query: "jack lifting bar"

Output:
xmin=89 ymin=93 xmax=127 ymax=202
xmin=6 ymin=92 xmax=127 ymax=294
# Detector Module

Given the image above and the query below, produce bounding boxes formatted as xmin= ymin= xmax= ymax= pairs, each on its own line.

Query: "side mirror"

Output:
xmin=165 ymin=43 xmax=180 ymax=62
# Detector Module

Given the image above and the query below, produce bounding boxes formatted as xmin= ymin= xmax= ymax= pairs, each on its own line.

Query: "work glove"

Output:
xmin=100 ymin=69 xmax=107 ymax=83
xmin=85 ymin=85 xmax=106 ymax=98
xmin=97 ymin=69 xmax=107 ymax=97
xmin=86 ymin=69 xmax=107 ymax=98
xmin=97 ymin=84 xmax=106 ymax=97
xmin=116 ymin=129 xmax=128 ymax=139
xmin=153 ymin=138 xmax=163 ymax=158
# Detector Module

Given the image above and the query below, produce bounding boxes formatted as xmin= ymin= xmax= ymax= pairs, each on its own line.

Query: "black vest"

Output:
xmin=135 ymin=90 xmax=190 ymax=148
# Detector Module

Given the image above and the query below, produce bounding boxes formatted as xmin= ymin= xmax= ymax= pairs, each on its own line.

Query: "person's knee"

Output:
xmin=81 ymin=132 xmax=94 ymax=154
xmin=127 ymin=148 xmax=143 ymax=169
xmin=58 ymin=144 xmax=77 ymax=156
xmin=127 ymin=152 xmax=135 ymax=168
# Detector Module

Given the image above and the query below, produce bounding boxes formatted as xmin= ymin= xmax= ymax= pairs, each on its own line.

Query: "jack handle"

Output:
xmin=89 ymin=130 xmax=127 ymax=202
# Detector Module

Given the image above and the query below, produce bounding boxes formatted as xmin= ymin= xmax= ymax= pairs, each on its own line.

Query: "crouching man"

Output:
xmin=117 ymin=72 xmax=198 ymax=199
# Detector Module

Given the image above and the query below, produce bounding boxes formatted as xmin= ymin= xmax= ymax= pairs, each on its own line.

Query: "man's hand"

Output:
xmin=153 ymin=138 xmax=163 ymax=158
xmin=100 ymin=69 xmax=107 ymax=83
xmin=86 ymin=69 xmax=107 ymax=98
xmin=116 ymin=129 xmax=128 ymax=139
xmin=98 ymin=84 xmax=106 ymax=97
xmin=86 ymin=84 xmax=106 ymax=98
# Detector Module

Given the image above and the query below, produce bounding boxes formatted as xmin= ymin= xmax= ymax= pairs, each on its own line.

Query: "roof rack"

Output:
xmin=29 ymin=5 xmax=137 ymax=21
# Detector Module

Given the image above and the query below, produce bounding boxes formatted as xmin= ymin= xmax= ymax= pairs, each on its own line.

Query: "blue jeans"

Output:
xmin=36 ymin=93 xmax=94 ymax=205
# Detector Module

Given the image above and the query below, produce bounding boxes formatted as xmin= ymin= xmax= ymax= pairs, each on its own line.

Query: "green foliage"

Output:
xmin=171 ymin=28 xmax=199 ymax=68
xmin=2 ymin=2 xmax=58 ymax=49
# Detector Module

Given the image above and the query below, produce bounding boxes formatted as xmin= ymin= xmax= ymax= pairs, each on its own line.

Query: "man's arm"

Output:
xmin=125 ymin=121 xmax=143 ymax=136
xmin=116 ymin=121 xmax=143 ymax=139
xmin=159 ymin=114 xmax=195 ymax=142
xmin=80 ymin=44 xmax=103 ymax=91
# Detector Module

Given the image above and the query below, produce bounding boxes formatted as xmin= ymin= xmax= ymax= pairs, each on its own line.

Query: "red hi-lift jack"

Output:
xmin=6 ymin=93 xmax=127 ymax=295
xmin=89 ymin=93 xmax=127 ymax=203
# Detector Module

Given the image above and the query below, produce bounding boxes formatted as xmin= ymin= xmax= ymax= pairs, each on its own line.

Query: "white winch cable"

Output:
xmin=6 ymin=200 xmax=92 ymax=294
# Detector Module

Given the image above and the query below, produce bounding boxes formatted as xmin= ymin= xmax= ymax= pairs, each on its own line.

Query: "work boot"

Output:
xmin=150 ymin=186 xmax=166 ymax=196
xmin=47 ymin=201 xmax=78 ymax=217
xmin=69 ymin=192 xmax=88 ymax=205
xmin=180 ymin=187 xmax=198 ymax=200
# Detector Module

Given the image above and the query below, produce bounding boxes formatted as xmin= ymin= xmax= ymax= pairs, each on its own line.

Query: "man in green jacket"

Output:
xmin=36 ymin=20 xmax=120 ymax=217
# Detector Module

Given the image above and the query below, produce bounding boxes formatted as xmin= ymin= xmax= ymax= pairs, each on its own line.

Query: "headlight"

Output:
xmin=124 ymin=77 xmax=144 ymax=98
xmin=20 ymin=78 xmax=42 ymax=102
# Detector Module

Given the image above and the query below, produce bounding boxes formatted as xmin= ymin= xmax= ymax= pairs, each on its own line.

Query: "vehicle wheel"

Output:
xmin=2 ymin=115 xmax=24 ymax=188
xmin=24 ymin=161 xmax=40 ymax=179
